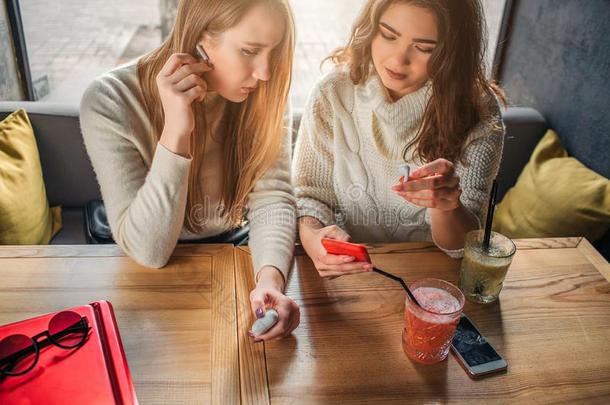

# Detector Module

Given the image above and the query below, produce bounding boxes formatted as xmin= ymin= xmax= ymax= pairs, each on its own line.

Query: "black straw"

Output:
xmin=483 ymin=179 xmax=499 ymax=251
xmin=373 ymin=267 xmax=421 ymax=307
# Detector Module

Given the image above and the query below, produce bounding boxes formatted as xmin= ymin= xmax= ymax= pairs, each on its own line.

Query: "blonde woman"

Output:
xmin=294 ymin=0 xmax=505 ymax=278
xmin=80 ymin=0 xmax=299 ymax=341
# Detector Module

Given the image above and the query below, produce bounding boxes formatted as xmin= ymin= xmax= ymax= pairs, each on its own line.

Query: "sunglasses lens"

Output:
xmin=48 ymin=311 xmax=88 ymax=348
xmin=0 ymin=334 xmax=37 ymax=375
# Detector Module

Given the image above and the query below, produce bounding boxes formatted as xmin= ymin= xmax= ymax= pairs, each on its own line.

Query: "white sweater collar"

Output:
xmin=356 ymin=71 xmax=432 ymax=135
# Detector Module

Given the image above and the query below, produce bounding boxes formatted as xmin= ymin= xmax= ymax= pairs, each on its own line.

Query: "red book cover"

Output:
xmin=0 ymin=301 xmax=138 ymax=404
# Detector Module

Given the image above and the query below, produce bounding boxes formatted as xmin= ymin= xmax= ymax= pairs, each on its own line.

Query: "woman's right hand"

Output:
xmin=299 ymin=218 xmax=372 ymax=279
xmin=156 ymin=53 xmax=213 ymax=155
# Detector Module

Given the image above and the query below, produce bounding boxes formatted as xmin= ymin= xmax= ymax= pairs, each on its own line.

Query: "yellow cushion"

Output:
xmin=0 ymin=109 xmax=62 ymax=244
xmin=493 ymin=130 xmax=610 ymax=242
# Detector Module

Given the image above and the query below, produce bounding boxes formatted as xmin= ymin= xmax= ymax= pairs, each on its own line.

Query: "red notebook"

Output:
xmin=0 ymin=301 xmax=138 ymax=404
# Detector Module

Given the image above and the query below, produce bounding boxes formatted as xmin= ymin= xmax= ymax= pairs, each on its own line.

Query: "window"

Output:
xmin=6 ymin=0 xmax=506 ymax=106
xmin=19 ymin=0 xmax=161 ymax=103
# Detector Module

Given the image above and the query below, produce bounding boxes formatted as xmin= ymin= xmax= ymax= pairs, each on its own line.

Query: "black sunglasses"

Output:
xmin=0 ymin=310 xmax=90 ymax=377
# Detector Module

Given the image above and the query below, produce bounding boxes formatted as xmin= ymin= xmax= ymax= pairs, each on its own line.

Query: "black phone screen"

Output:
xmin=452 ymin=315 xmax=502 ymax=367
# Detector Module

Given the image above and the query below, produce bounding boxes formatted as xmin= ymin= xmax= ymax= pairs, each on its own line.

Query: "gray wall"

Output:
xmin=481 ymin=0 xmax=507 ymax=74
xmin=499 ymin=0 xmax=610 ymax=179
xmin=0 ymin=2 xmax=24 ymax=101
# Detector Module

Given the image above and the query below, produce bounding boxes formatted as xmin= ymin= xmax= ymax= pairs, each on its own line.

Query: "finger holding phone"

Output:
xmin=299 ymin=217 xmax=373 ymax=279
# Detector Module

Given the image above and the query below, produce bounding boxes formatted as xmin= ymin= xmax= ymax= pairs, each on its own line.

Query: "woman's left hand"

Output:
xmin=391 ymin=158 xmax=462 ymax=211
xmin=248 ymin=266 xmax=300 ymax=341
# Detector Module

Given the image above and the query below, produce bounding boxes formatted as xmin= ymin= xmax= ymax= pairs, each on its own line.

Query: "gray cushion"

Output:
xmin=50 ymin=208 xmax=88 ymax=245
xmin=3 ymin=102 xmax=605 ymax=259
xmin=497 ymin=107 xmax=548 ymax=200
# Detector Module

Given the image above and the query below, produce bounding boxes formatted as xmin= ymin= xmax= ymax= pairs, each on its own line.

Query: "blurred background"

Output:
xmin=2 ymin=0 xmax=506 ymax=108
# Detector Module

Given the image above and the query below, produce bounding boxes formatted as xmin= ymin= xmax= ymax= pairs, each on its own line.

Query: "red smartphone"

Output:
xmin=321 ymin=239 xmax=371 ymax=263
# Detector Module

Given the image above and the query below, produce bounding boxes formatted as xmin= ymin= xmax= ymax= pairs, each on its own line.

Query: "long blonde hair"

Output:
xmin=137 ymin=0 xmax=294 ymax=231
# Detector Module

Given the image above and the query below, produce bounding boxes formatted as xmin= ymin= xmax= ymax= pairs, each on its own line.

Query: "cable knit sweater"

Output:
xmin=80 ymin=61 xmax=296 ymax=278
xmin=292 ymin=66 xmax=505 ymax=258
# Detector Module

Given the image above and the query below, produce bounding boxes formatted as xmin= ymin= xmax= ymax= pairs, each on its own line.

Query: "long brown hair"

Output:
xmin=328 ymin=0 xmax=504 ymax=164
xmin=137 ymin=0 xmax=294 ymax=231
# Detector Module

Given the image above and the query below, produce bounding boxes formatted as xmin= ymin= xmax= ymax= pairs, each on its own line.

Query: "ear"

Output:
xmin=200 ymin=32 xmax=214 ymax=50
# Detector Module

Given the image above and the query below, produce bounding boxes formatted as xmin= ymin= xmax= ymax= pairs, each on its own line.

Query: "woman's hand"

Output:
xmin=299 ymin=217 xmax=372 ymax=279
xmin=248 ymin=266 xmax=300 ymax=341
xmin=392 ymin=159 xmax=462 ymax=211
xmin=156 ymin=53 xmax=213 ymax=155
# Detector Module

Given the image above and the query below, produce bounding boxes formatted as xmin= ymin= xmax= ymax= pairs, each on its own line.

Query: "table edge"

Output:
xmin=0 ymin=243 xmax=232 ymax=258
xmin=577 ymin=238 xmax=610 ymax=282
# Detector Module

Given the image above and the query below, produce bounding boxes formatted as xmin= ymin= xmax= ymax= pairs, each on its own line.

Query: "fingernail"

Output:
xmin=344 ymin=256 xmax=354 ymax=262
xmin=255 ymin=308 xmax=265 ymax=319
xmin=248 ymin=331 xmax=255 ymax=338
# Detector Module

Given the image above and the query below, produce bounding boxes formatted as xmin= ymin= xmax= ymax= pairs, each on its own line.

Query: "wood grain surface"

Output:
xmin=2 ymin=238 xmax=608 ymax=404
xmin=238 ymin=239 xmax=610 ymax=404
xmin=0 ymin=243 xmax=238 ymax=404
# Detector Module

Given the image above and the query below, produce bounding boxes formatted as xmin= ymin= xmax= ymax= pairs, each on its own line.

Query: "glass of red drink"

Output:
xmin=402 ymin=278 xmax=465 ymax=364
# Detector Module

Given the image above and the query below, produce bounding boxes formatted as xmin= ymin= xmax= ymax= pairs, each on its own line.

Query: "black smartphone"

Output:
xmin=451 ymin=314 xmax=507 ymax=379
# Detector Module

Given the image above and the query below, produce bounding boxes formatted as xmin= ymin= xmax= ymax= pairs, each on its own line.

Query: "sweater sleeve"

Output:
xmin=292 ymin=82 xmax=339 ymax=227
xmin=80 ymin=77 xmax=191 ymax=268
xmin=246 ymin=105 xmax=297 ymax=281
xmin=427 ymin=97 xmax=505 ymax=259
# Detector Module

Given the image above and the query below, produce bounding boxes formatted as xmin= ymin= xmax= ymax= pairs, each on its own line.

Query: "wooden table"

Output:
xmin=236 ymin=238 xmax=610 ymax=404
xmin=1 ymin=238 xmax=609 ymax=404
xmin=0 ymin=244 xmax=239 ymax=404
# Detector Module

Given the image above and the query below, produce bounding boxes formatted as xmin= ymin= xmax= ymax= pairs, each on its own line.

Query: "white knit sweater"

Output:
xmin=80 ymin=61 xmax=296 ymax=277
xmin=292 ymin=66 xmax=505 ymax=258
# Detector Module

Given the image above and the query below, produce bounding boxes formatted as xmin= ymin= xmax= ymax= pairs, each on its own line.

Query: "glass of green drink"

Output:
xmin=459 ymin=230 xmax=516 ymax=304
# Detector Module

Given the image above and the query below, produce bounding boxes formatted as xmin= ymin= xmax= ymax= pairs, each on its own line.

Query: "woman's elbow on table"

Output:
xmin=107 ymin=214 xmax=180 ymax=268
xmin=114 ymin=232 xmax=174 ymax=269
xmin=131 ymin=251 xmax=171 ymax=269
